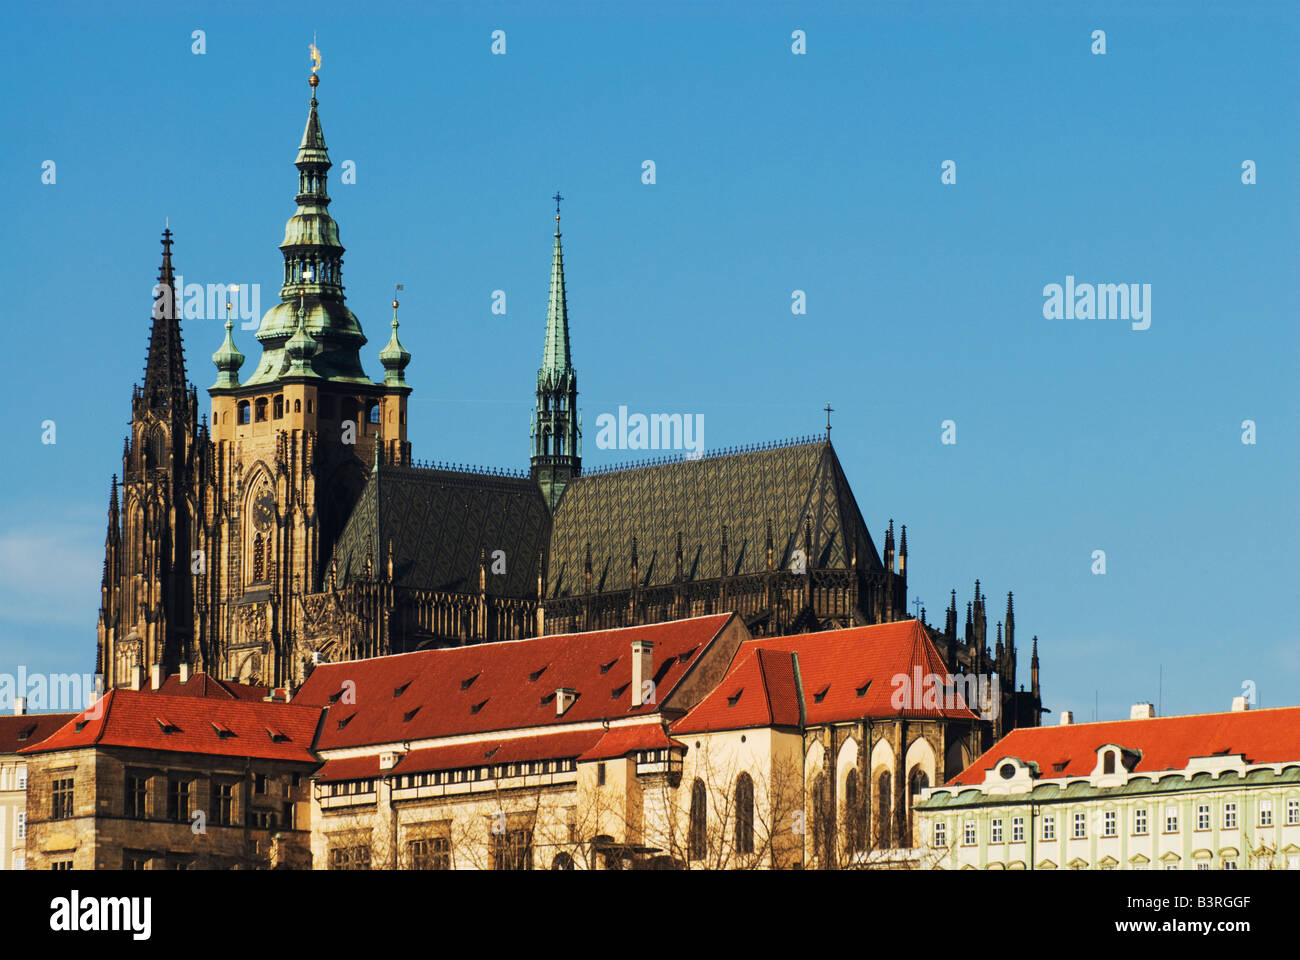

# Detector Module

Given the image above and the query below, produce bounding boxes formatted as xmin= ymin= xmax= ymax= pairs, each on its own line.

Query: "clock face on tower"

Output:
xmin=253 ymin=487 xmax=275 ymax=532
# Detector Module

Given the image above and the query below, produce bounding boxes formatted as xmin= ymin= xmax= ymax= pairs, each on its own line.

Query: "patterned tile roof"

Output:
xmin=548 ymin=440 xmax=882 ymax=597
xmin=333 ymin=464 xmax=551 ymax=597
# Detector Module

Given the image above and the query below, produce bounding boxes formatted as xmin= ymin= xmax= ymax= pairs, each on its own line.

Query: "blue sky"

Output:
xmin=1 ymin=1 xmax=1296 ymax=721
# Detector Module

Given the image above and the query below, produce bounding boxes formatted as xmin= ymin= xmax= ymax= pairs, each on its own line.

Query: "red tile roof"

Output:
xmin=142 ymin=672 xmax=270 ymax=701
xmin=578 ymin=722 xmax=684 ymax=762
xmin=0 ymin=713 xmax=76 ymax=755
xmin=949 ymin=706 xmax=1300 ymax=786
xmin=675 ymin=619 xmax=976 ymax=734
xmin=673 ymin=648 xmax=801 ymax=734
xmin=19 ymin=690 xmax=323 ymax=763
xmin=293 ymin=614 xmax=735 ymax=750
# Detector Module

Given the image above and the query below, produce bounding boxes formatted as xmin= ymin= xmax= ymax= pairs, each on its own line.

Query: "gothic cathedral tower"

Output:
xmin=97 ymin=230 xmax=209 ymax=686
xmin=530 ymin=199 xmax=581 ymax=510
xmin=203 ymin=69 xmax=412 ymax=686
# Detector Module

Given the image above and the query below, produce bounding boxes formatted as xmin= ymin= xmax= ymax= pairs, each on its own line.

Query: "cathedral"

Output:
xmin=95 ymin=67 xmax=1044 ymax=740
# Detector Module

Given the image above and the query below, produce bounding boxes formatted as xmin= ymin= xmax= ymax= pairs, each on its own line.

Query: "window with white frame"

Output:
xmin=1164 ymin=807 xmax=1179 ymax=833
xmin=16 ymin=811 xmax=26 ymax=840
xmin=1288 ymin=798 xmax=1298 ymax=825
xmin=1073 ymin=812 xmax=1086 ymax=839
xmin=933 ymin=821 xmax=947 ymax=847
xmin=1259 ymin=799 xmax=1273 ymax=827
xmin=1134 ymin=808 xmax=1148 ymax=835
xmin=1223 ymin=859 xmax=1238 ymax=870
xmin=1012 ymin=816 xmax=1024 ymax=843
xmin=1223 ymin=802 xmax=1237 ymax=829
xmin=1196 ymin=804 xmax=1210 ymax=831
xmin=1103 ymin=810 xmax=1116 ymax=837
xmin=963 ymin=821 xmax=976 ymax=846
xmin=990 ymin=818 xmax=1003 ymax=844
xmin=1042 ymin=815 xmax=1056 ymax=841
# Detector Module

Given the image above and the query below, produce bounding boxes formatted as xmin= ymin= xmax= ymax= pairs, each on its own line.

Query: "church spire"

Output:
xmin=238 ymin=56 xmax=371 ymax=387
xmin=531 ymin=193 xmax=581 ymax=511
xmin=541 ymin=192 xmax=573 ymax=381
xmin=142 ymin=228 xmax=188 ymax=405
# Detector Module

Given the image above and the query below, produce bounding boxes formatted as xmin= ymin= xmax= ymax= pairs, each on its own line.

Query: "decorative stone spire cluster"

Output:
xmin=143 ymin=228 xmax=189 ymax=406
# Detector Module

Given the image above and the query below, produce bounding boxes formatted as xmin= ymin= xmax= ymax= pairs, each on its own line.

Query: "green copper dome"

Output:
xmin=379 ymin=299 xmax=411 ymax=386
xmin=210 ymin=318 xmax=245 ymax=388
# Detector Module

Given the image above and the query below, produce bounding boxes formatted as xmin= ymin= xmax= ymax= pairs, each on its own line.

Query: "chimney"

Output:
xmin=1130 ymin=702 xmax=1155 ymax=720
xmin=1231 ymin=696 xmax=1251 ymax=712
xmin=150 ymin=663 xmax=163 ymax=691
xmin=555 ymin=687 xmax=578 ymax=717
xmin=379 ymin=750 xmax=403 ymax=771
xmin=1059 ymin=711 xmax=1074 ymax=726
xmin=131 ymin=665 xmax=144 ymax=691
xmin=13 ymin=697 xmax=26 ymax=716
xmin=631 ymin=640 xmax=655 ymax=708
xmin=179 ymin=661 xmax=191 ymax=684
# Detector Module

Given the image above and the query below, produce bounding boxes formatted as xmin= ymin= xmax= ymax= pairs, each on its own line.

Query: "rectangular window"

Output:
xmin=1103 ymin=810 xmax=1116 ymax=837
xmin=963 ymin=821 xmax=976 ymax=846
xmin=990 ymin=818 xmax=1002 ymax=844
xmin=167 ymin=778 xmax=191 ymax=823
xmin=492 ymin=828 xmax=534 ymax=870
xmin=1223 ymin=802 xmax=1237 ymax=829
xmin=123 ymin=852 xmax=151 ymax=871
xmin=127 ymin=775 xmax=148 ymax=819
xmin=933 ymin=822 xmax=947 ymax=847
xmin=16 ymin=811 xmax=26 ymax=840
xmin=51 ymin=778 xmax=74 ymax=820
xmin=1196 ymin=804 xmax=1210 ymax=831
xmin=1164 ymin=807 xmax=1179 ymax=832
xmin=1259 ymin=799 xmax=1273 ymax=827
xmin=597 ymin=763 xmax=606 ymax=787
xmin=1223 ymin=859 xmax=1239 ymax=870
xmin=1288 ymin=799 xmax=1299 ymax=825
xmin=329 ymin=846 xmax=371 ymax=870
xmin=51 ymin=860 xmax=73 ymax=871
xmin=1134 ymin=808 xmax=1148 ymax=835
xmin=254 ymin=773 xmax=268 ymax=795
xmin=1073 ymin=812 xmax=1086 ymax=839
xmin=406 ymin=837 xmax=450 ymax=870
xmin=17 ymin=771 xmax=26 ymax=790
xmin=1196 ymin=862 xmax=1210 ymax=871
xmin=1042 ymin=815 xmax=1056 ymax=841
xmin=1011 ymin=817 xmax=1024 ymax=843
xmin=213 ymin=783 xmax=234 ymax=826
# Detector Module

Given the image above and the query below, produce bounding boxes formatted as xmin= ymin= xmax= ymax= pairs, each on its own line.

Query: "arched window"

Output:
xmin=367 ymin=402 xmax=380 ymax=425
xmin=844 ymin=769 xmax=862 ymax=853
xmin=734 ymin=773 xmax=755 ymax=855
xmin=1103 ymin=751 xmax=1116 ymax=774
xmin=909 ymin=767 xmax=929 ymax=798
xmin=252 ymin=534 xmax=265 ymax=581
xmin=551 ymin=853 xmax=574 ymax=870
xmin=811 ymin=774 xmax=830 ymax=866
xmin=254 ymin=398 xmax=268 ymax=422
xmin=688 ymin=779 xmax=707 ymax=861
xmin=294 ymin=399 xmax=301 ymax=413
xmin=876 ymin=772 xmax=893 ymax=848
xmin=237 ymin=401 xmax=250 ymax=425
xmin=273 ymin=395 xmax=284 ymax=419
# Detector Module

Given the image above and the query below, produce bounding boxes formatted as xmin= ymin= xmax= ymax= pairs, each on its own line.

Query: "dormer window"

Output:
xmin=1103 ymin=751 xmax=1116 ymax=774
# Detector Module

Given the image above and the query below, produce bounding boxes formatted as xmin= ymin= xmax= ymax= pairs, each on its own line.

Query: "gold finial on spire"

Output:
xmin=309 ymin=37 xmax=321 ymax=87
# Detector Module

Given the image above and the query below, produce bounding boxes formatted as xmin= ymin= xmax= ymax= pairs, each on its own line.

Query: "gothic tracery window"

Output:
xmin=734 ymin=773 xmax=755 ymax=855
xmin=688 ymin=779 xmax=707 ymax=862
xmin=252 ymin=534 xmax=265 ymax=582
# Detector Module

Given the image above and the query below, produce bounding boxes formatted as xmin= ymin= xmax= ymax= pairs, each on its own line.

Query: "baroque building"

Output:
xmin=94 ymin=66 xmax=1043 ymax=740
